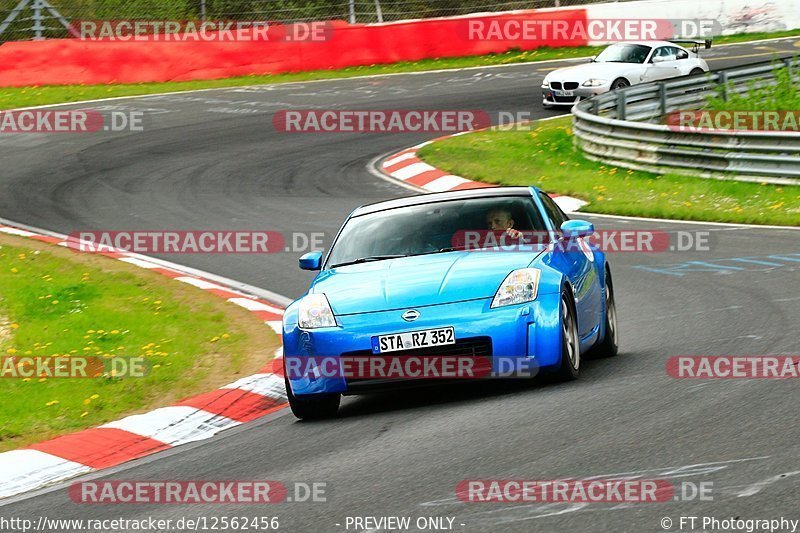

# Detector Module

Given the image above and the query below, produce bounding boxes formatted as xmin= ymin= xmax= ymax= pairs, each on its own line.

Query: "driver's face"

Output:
xmin=486 ymin=210 xmax=513 ymax=231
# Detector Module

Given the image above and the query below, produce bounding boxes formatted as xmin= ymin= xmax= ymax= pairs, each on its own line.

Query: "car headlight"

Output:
xmin=298 ymin=293 xmax=337 ymax=329
xmin=582 ymin=79 xmax=608 ymax=87
xmin=491 ymin=268 xmax=541 ymax=308
xmin=541 ymin=77 xmax=550 ymax=89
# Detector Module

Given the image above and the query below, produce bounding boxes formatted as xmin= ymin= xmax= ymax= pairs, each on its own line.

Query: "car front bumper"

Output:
xmin=283 ymin=294 xmax=563 ymax=397
xmin=541 ymin=85 xmax=609 ymax=106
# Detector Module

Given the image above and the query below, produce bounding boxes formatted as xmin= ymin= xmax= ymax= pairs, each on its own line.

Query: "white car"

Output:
xmin=541 ymin=40 xmax=710 ymax=107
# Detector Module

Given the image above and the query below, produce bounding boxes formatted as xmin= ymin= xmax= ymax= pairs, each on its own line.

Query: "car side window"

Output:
xmin=538 ymin=192 xmax=569 ymax=229
xmin=650 ymin=47 xmax=673 ymax=62
xmin=674 ymin=47 xmax=689 ymax=60
xmin=649 ymin=47 xmax=663 ymax=62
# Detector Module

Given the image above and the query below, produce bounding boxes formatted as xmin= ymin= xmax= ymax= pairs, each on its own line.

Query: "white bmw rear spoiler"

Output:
xmin=669 ymin=39 xmax=713 ymax=55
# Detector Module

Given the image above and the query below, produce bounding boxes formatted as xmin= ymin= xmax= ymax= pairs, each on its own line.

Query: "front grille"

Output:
xmin=549 ymin=81 xmax=562 ymax=90
xmin=564 ymin=82 xmax=579 ymax=90
xmin=342 ymin=336 xmax=493 ymax=390
xmin=342 ymin=336 xmax=492 ymax=359
xmin=552 ymin=95 xmax=578 ymax=103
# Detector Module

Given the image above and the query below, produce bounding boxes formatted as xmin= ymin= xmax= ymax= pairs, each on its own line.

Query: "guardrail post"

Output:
xmin=658 ymin=83 xmax=667 ymax=116
xmin=616 ymin=91 xmax=626 ymax=120
xmin=717 ymin=71 xmax=728 ymax=101
xmin=784 ymin=57 xmax=796 ymax=84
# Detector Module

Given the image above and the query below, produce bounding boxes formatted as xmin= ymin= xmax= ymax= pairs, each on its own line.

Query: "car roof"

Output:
xmin=351 ymin=186 xmax=537 ymax=216
xmin=609 ymin=40 xmax=685 ymax=49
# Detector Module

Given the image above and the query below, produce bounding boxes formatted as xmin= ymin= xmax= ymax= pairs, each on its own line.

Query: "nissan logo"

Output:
xmin=401 ymin=309 xmax=420 ymax=322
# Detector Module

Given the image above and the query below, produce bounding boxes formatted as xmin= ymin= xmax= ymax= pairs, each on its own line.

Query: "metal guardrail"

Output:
xmin=572 ymin=57 xmax=800 ymax=185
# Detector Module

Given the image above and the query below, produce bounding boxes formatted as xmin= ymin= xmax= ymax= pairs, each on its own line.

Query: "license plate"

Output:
xmin=371 ymin=327 xmax=455 ymax=354
xmin=555 ymin=90 xmax=574 ymax=97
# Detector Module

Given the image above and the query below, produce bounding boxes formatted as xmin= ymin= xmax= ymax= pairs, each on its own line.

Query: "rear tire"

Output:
xmin=690 ymin=68 xmax=705 ymax=75
xmin=553 ymin=291 xmax=580 ymax=381
xmin=590 ymin=269 xmax=619 ymax=358
xmin=285 ymin=374 xmax=340 ymax=420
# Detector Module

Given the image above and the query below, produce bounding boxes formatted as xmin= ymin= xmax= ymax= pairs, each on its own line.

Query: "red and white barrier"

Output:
xmin=0 ymin=0 xmax=797 ymax=88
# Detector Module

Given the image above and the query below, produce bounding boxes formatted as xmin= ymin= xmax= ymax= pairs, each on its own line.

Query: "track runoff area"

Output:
xmin=0 ymin=11 xmax=799 ymax=533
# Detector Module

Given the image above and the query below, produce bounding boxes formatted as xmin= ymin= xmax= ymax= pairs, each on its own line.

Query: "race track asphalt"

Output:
xmin=0 ymin=38 xmax=798 ymax=532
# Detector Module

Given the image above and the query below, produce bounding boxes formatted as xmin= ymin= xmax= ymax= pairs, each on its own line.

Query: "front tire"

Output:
xmin=690 ymin=68 xmax=705 ymax=75
xmin=553 ymin=291 xmax=580 ymax=381
xmin=610 ymin=78 xmax=630 ymax=90
xmin=285 ymin=375 xmax=340 ymax=420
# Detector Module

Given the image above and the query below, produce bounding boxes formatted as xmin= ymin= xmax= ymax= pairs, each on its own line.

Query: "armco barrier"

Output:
xmin=0 ymin=9 xmax=587 ymax=87
xmin=572 ymin=58 xmax=800 ymax=185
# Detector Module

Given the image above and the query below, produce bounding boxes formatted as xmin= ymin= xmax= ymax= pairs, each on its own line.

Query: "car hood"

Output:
xmin=547 ymin=62 xmax=633 ymax=81
xmin=312 ymin=250 xmax=543 ymax=315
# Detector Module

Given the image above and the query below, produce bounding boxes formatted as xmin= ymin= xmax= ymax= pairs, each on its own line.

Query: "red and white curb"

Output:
xmin=380 ymin=136 xmax=589 ymax=213
xmin=0 ymin=224 xmax=288 ymax=500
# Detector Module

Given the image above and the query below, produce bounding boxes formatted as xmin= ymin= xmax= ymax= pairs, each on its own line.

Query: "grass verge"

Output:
xmin=417 ymin=116 xmax=800 ymax=226
xmin=2 ymin=29 xmax=799 ymax=110
xmin=0 ymin=233 xmax=279 ymax=452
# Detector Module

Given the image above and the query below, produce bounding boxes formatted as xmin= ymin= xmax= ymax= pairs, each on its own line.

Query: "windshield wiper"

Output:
xmin=408 ymin=247 xmax=463 ymax=258
xmin=330 ymin=255 xmax=407 ymax=268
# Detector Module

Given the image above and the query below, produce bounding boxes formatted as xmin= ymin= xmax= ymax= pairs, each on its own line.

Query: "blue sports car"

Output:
xmin=282 ymin=186 xmax=618 ymax=419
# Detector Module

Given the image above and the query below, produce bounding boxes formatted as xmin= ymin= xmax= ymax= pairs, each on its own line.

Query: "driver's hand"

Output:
xmin=505 ymin=228 xmax=523 ymax=239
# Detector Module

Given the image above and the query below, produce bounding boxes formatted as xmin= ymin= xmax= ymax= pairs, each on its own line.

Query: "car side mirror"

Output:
xmin=651 ymin=56 xmax=669 ymax=64
xmin=560 ymin=220 xmax=594 ymax=239
xmin=299 ymin=251 xmax=323 ymax=270
xmin=588 ymin=56 xmax=596 ymax=63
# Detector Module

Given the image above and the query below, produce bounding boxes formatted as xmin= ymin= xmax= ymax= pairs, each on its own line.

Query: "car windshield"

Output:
xmin=326 ymin=196 xmax=548 ymax=268
xmin=595 ymin=43 xmax=652 ymax=64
